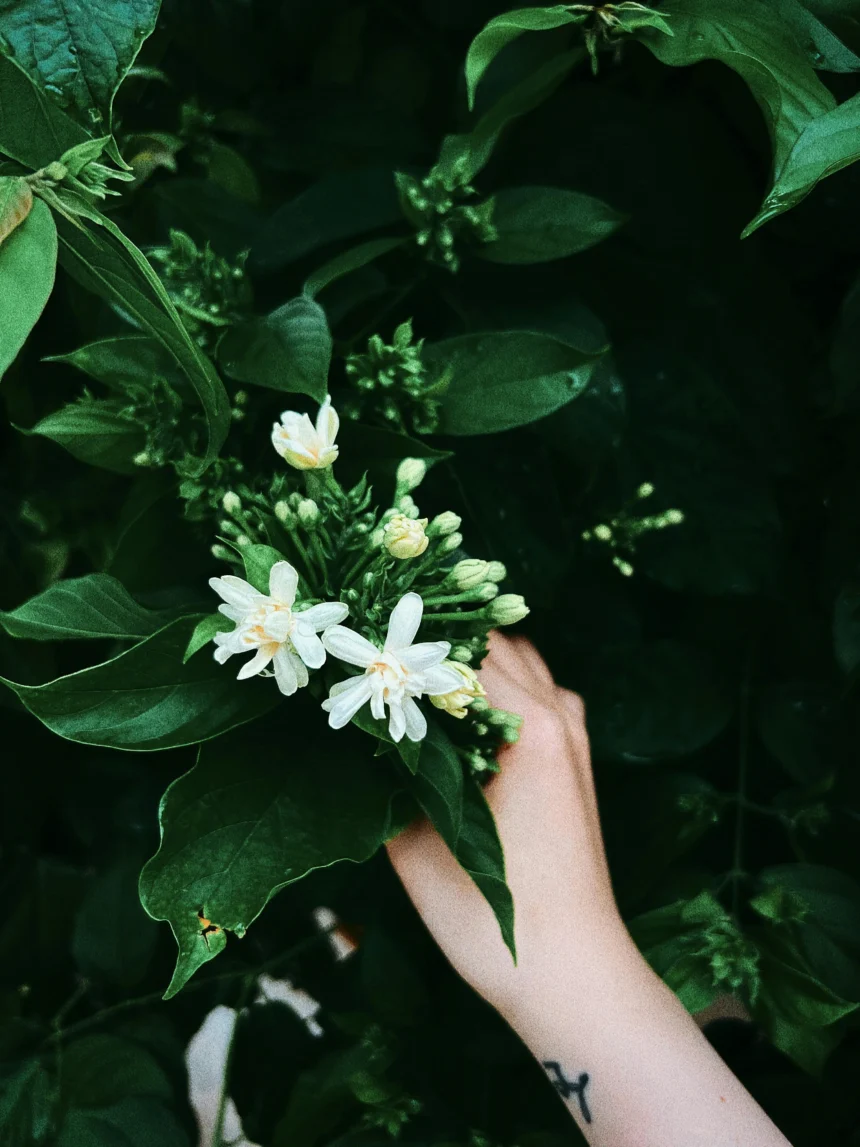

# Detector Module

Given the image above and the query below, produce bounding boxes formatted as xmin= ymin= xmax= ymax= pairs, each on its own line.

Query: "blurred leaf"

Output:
xmin=0 ymin=198 xmax=57 ymax=382
xmin=139 ymin=719 xmax=395 ymax=997
xmin=56 ymin=1097 xmax=189 ymax=1147
xmin=22 ymin=399 xmax=144 ymax=474
xmin=479 ymin=185 xmax=626 ymax=263
xmin=60 ymin=1035 xmax=172 ymax=1108
xmin=428 ymin=330 xmax=606 ymax=435
xmin=586 ymin=640 xmax=733 ymax=762
xmin=756 ymin=683 xmax=839 ymax=784
xmin=0 ymin=1060 xmax=55 ymax=1147
xmin=0 ymin=0 xmax=160 ymax=130
xmin=834 ymin=582 xmax=860 ymax=674
xmin=72 ymin=859 xmax=158 ymax=987
xmin=219 ymin=296 xmax=332 ymax=401
xmin=0 ymin=617 xmax=278 ymax=749
xmin=0 ymin=572 xmax=176 ymax=640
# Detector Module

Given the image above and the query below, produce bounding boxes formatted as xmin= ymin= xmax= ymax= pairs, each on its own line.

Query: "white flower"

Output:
xmin=321 ymin=592 xmax=462 ymax=743
xmin=271 ymin=396 xmax=339 ymax=470
xmin=209 ymin=560 xmax=349 ymax=696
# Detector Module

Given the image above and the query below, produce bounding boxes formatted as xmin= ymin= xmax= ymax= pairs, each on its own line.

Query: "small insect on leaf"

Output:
xmin=0 ymin=177 xmax=34 ymax=247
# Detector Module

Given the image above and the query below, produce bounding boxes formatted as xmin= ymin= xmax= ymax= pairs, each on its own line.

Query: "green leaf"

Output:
xmin=45 ymin=334 xmax=177 ymax=389
xmin=139 ymin=719 xmax=395 ymax=997
xmin=0 ymin=175 xmax=32 ymax=245
xmin=0 ymin=572 xmax=176 ymax=641
xmin=54 ymin=200 xmax=230 ymax=475
xmin=334 ymin=421 xmax=451 ymax=488
xmin=22 ymin=398 xmax=144 ymax=474
xmin=56 ymin=1098 xmax=189 ymax=1147
xmin=465 ymin=7 xmax=588 ymax=110
xmin=219 ymin=296 xmax=332 ymax=402
xmin=439 ymin=50 xmax=581 ymax=184
xmin=834 ymin=581 xmax=860 ymax=674
xmin=241 ymin=543 xmax=288 ymax=594
xmin=756 ymin=683 xmax=838 ymax=784
xmin=478 ymin=185 xmax=626 ymax=263
xmin=744 ymin=92 xmax=860 ymax=235
xmin=455 ymin=778 xmax=516 ymax=959
xmin=0 ymin=0 xmax=161 ymax=132
xmin=773 ymin=0 xmax=860 ymax=72
xmin=60 ymin=1035 xmax=172 ymax=1107
xmin=426 ymin=330 xmax=606 ymax=435
xmin=637 ymin=0 xmax=836 ymax=232
xmin=0 ymin=197 xmax=57 ymax=381
xmin=0 ymin=617 xmax=279 ymax=750
xmin=350 ymin=704 xmax=422 ymax=774
xmin=183 ymin=613 xmax=231 ymax=663
xmin=72 ymin=858 xmax=158 ymax=987
xmin=0 ymin=50 xmax=87 ymax=170
xmin=0 ymin=1060 xmax=55 ymax=1147
xmin=406 ymin=721 xmax=464 ymax=846
xmin=586 ymin=640 xmax=733 ymax=762
xmin=303 ymin=236 xmax=405 ymax=298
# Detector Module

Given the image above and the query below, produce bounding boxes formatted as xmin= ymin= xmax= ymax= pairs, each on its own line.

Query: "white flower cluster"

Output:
xmin=211 ymin=563 xmax=461 ymax=743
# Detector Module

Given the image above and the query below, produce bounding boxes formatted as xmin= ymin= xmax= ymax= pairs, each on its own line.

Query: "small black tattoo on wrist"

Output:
xmin=542 ymin=1061 xmax=592 ymax=1124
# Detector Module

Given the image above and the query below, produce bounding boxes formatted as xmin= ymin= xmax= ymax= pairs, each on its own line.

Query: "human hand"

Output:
xmin=386 ymin=630 xmax=640 ymax=1018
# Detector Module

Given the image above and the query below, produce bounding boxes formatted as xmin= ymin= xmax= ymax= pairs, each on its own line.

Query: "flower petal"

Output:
xmin=384 ymin=592 xmax=423 ymax=652
xmin=316 ymin=396 xmax=339 ymax=447
xmin=291 ymin=625 xmax=326 ymax=669
xmin=370 ymin=686 xmax=386 ymax=721
xmin=292 ymin=651 xmax=309 ymax=690
xmin=263 ymin=610 xmax=294 ymax=643
xmin=399 ymin=641 xmax=450 ymax=672
xmin=402 ymin=695 xmax=428 ymax=742
xmin=217 ymin=603 xmax=245 ymax=623
xmin=300 ymin=601 xmax=349 ymax=631
xmin=273 ymin=646 xmax=298 ymax=695
xmin=268 ymin=561 xmax=299 ymax=605
xmin=322 ymin=625 xmax=379 ymax=668
xmin=322 ymin=676 xmax=373 ymax=729
xmin=213 ymin=644 xmax=232 ymax=665
xmin=237 ymin=645 xmax=276 ymax=680
xmin=417 ymin=663 xmax=465 ymax=696
xmin=388 ymin=700 xmax=407 ymax=743
xmin=209 ymin=574 xmax=258 ymax=609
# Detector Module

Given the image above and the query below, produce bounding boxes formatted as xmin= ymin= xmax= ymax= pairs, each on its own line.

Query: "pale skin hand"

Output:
xmin=387 ymin=632 xmax=793 ymax=1147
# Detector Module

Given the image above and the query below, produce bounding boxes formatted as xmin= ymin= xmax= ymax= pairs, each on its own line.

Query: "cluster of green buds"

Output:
xmin=559 ymin=3 xmax=674 ymax=73
xmin=343 ymin=320 xmax=447 ymax=435
xmin=582 ymin=482 xmax=684 ymax=577
xmin=26 ymin=138 xmax=134 ymax=222
xmin=395 ymin=162 xmax=497 ymax=273
xmin=149 ymin=229 xmax=251 ymax=350
xmin=676 ymin=893 xmax=761 ymax=1005
xmin=120 ymin=376 xmax=186 ymax=469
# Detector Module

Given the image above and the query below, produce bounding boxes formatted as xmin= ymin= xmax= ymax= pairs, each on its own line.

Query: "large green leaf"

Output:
xmin=139 ymin=719 xmax=396 ymax=997
xmin=219 ymin=296 xmax=332 ymax=401
xmin=56 ymin=1099 xmax=189 ymax=1147
xmin=303 ymin=236 xmax=405 ymax=298
xmin=637 ymin=0 xmax=836 ymax=232
xmin=464 ymin=7 xmax=589 ymax=110
xmin=0 ymin=50 xmax=87 ymax=169
xmin=22 ymin=398 xmax=144 ymax=474
xmin=427 ymin=329 xmax=606 ymax=435
xmin=0 ymin=197 xmax=57 ymax=381
xmin=54 ymin=199 xmax=230 ymax=473
xmin=774 ymin=0 xmax=860 ymax=72
xmin=479 ymin=185 xmax=626 ymax=263
xmin=0 ymin=617 xmax=279 ymax=750
xmin=45 ymin=334 xmax=176 ymax=389
xmin=0 ymin=175 xmax=32 ymax=245
xmin=0 ymin=573 xmax=176 ymax=641
xmin=456 ymin=778 xmax=516 ymax=958
xmin=406 ymin=721 xmax=464 ymax=846
xmin=0 ymin=0 xmax=161 ymax=131
xmin=744 ymin=92 xmax=860 ymax=235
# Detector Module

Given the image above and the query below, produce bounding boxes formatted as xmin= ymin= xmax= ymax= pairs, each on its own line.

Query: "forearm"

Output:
xmin=496 ymin=932 xmax=792 ymax=1147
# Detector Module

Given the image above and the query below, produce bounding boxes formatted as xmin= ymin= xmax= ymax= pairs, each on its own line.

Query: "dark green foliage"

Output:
xmin=1 ymin=1 xmax=860 ymax=1146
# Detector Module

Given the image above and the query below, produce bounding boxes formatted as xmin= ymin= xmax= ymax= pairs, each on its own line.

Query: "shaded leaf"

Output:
xmin=0 ymin=197 xmax=57 ymax=381
xmin=0 ymin=617 xmax=278 ymax=750
xmin=219 ymin=296 xmax=332 ymax=402
xmin=45 ymin=334 xmax=176 ymax=389
xmin=56 ymin=1098 xmax=189 ymax=1147
xmin=0 ymin=50 xmax=87 ymax=170
xmin=183 ymin=613 xmax=231 ymax=663
xmin=0 ymin=572 xmax=177 ymax=641
xmin=304 ymin=236 xmax=405 ymax=298
xmin=406 ymin=721 xmax=464 ymax=846
xmin=139 ymin=720 xmax=395 ymax=997
xmin=0 ymin=176 xmax=32 ymax=245
xmin=455 ymin=778 xmax=516 ymax=959
xmin=22 ymin=398 xmax=144 ymax=474
xmin=834 ymin=581 xmax=860 ymax=674
xmin=479 ymin=185 xmax=626 ymax=264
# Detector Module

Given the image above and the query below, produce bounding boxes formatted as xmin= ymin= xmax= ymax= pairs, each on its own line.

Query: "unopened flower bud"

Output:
xmin=371 ymin=526 xmax=386 ymax=547
xmin=485 ymin=560 xmax=506 ymax=583
xmin=297 ymin=498 xmax=320 ymax=527
xmin=235 ymin=534 xmax=250 ymax=547
xmin=397 ymin=494 xmax=419 ymax=518
xmin=450 ymin=645 xmax=473 ymax=663
xmin=383 ymin=513 xmax=429 ymax=559
xmin=665 ymin=508 xmax=684 ymax=525
xmin=488 ymin=594 xmax=529 ymax=626
xmin=613 ymin=558 xmax=634 ymax=577
xmin=211 ymin=543 xmax=232 ymax=561
xmin=475 ymin=582 xmax=499 ymax=602
xmin=438 ymin=532 xmax=463 ymax=554
xmin=274 ymin=501 xmax=295 ymax=525
xmin=222 ymin=490 xmax=242 ymax=515
xmin=449 ymin=558 xmax=490 ymax=590
xmin=593 ymin=524 xmax=613 ymax=542
xmin=429 ymin=662 xmax=486 ymax=719
xmin=637 ymin=482 xmax=655 ymax=499
xmin=395 ymin=457 xmax=427 ymax=493
xmin=428 ymin=511 xmax=462 ymax=538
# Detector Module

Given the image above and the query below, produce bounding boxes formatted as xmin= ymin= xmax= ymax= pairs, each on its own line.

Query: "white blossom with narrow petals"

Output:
xmin=209 ymin=560 xmax=348 ymax=695
xmin=271 ymin=396 xmax=339 ymax=470
xmin=320 ymin=592 xmax=463 ymax=742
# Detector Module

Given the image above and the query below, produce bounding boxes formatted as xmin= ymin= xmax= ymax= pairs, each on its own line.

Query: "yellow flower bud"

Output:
xmin=383 ymin=513 xmax=429 ymax=559
xmin=429 ymin=662 xmax=486 ymax=719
